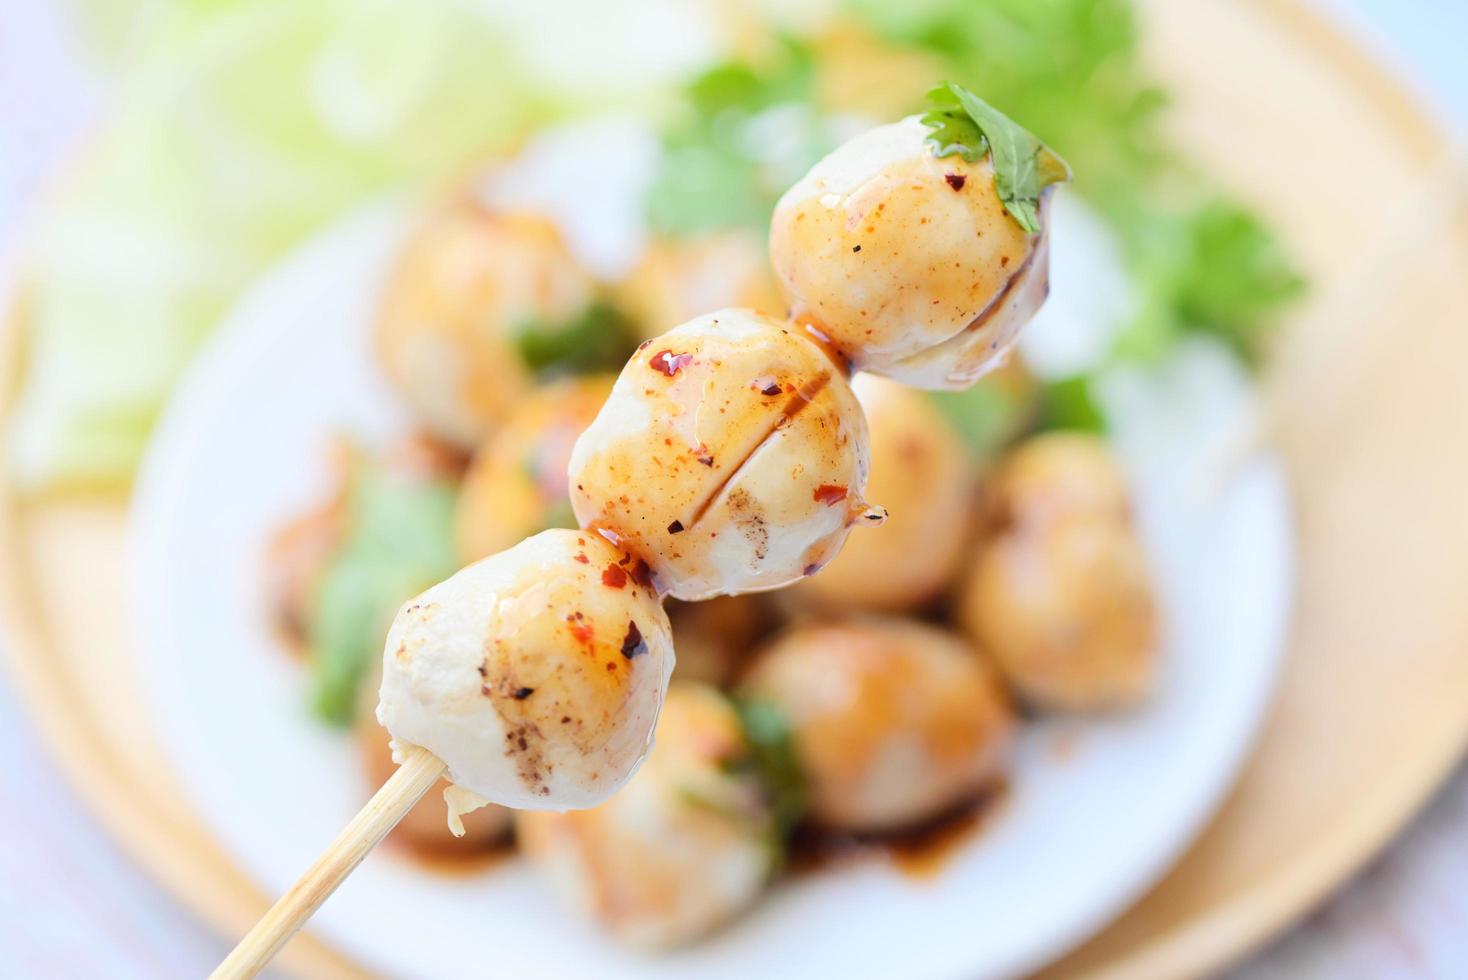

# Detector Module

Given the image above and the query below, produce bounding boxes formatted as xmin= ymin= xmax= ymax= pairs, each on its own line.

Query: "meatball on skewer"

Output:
xmin=217 ymin=88 xmax=1067 ymax=978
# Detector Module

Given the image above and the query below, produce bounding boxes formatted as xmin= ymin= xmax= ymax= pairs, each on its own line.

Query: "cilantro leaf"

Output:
xmin=1036 ymin=376 xmax=1106 ymax=433
xmin=734 ymin=697 xmax=807 ymax=843
xmin=921 ymin=86 xmax=986 ymax=162
xmin=646 ymin=38 xmax=838 ymax=237
xmin=853 ymin=0 xmax=1302 ymax=365
xmin=307 ymin=456 xmax=459 ymax=727
xmin=922 ymin=81 xmax=1071 ymax=233
xmin=512 ymin=301 xmax=635 ymax=377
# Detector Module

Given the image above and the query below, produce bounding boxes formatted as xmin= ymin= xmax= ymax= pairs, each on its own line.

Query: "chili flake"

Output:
xmin=813 ymin=484 xmax=849 ymax=506
xmin=650 ymin=349 xmax=693 ymax=377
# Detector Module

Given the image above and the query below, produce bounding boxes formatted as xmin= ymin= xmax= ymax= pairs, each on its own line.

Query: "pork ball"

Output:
xmin=377 ymin=529 xmax=674 ymax=810
xmin=568 ymin=308 xmax=880 ymax=601
xmin=376 ymin=200 xmax=598 ymax=447
xmin=356 ymin=670 xmax=511 ymax=853
xmin=517 ymin=683 xmax=776 ymax=948
xmin=739 ymin=617 xmax=1013 ymax=833
xmin=769 ymin=115 xmax=1053 ymax=389
xmin=957 ymin=434 xmax=1157 ymax=710
xmin=791 ymin=375 xmax=975 ymax=613
xmin=984 ymin=431 xmax=1133 ymax=527
xmin=455 ymin=375 xmax=613 ymax=563
xmin=620 ymin=231 xmax=787 ymax=341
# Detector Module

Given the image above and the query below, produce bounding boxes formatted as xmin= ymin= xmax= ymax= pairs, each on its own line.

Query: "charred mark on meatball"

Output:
xmin=621 ymin=621 xmax=648 ymax=659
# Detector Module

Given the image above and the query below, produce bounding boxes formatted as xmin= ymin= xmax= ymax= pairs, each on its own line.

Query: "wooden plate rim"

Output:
xmin=0 ymin=3 xmax=1462 ymax=978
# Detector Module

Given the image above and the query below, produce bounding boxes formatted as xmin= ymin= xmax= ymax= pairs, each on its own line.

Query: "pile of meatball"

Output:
xmin=274 ymin=114 xmax=1157 ymax=949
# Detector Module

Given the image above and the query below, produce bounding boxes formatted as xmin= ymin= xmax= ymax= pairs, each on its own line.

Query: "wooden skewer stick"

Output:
xmin=210 ymin=745 xmax=447 ymax=980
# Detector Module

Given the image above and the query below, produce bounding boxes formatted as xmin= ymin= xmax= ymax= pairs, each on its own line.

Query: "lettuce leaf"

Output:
xmin=11 ymin=0 xmax=541 ymax=490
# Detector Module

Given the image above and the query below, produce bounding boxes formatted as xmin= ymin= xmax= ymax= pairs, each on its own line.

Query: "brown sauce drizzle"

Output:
xmin=684 ymin=373 xmax=833 ymax=533
xmin=953 ymin=237 xmax=1040 ymax=340
xmin=796 ymin=321 xmax=853 ymax=377
xmin=787 ymin=781 xmax=1008 ymax=882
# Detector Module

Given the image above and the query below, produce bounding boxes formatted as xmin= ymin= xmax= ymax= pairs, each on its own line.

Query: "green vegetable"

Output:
xmin=1035 ymin=376 xmax=1105 ymax=433
xmin=645 ymin=38 xmax=838 ymax=237
xmin=928 ymin=375 xmax=1037 ymax=459
xmin=11 ymin=0 xmax=542 ymax=490
xmin=733 ymin=697 xmax=808 ymax=845
xmin=307 ymin=454 xmax=458 ymax=726
xmin=512 ymin=301 xmax=635 ymax=376
xmin=849 ymin=0 xmax=1303 ymax=363
xmin=1116 ymin=199 xmax=1305 ymax=362
xmin=922 ymin=81 xmax=1070 ymax=233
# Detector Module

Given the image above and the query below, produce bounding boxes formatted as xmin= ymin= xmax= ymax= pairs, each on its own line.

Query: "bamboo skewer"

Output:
xmin=210 ymin=745 xmax=447 ymax=980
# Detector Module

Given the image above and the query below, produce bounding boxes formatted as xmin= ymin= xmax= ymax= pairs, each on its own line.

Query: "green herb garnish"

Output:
xmin=1036 ymin=375 xmax=1106 ymax=433
xmin=512 ymin=301 xmax=635 ymax=377
xmin=852 ymin=0 xmax=1303 ymax=364
xmin=734 ymin=697 xmax=808 ymax=841
xmin=922 ymin=81 xmax=1071 ymax=233
xmin=307 ymin=456 xmax=459 ymax=726
xmin=645 ymin=38 xmax=838 ymax=237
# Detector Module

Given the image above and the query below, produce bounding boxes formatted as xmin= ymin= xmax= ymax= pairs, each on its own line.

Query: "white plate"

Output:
xmin=132 ymin=194 xmax=1292 ymax=980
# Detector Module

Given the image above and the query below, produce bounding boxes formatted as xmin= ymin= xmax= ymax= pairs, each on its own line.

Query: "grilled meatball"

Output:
xmin=517 ymin=683 xmax=776 ymax=947
xmin=957 ymin=434 xmax=1157 ymax=710
xmin=376 ymin=200 xmax=598 ymax=447
xmin=568 ymin=308 xmax=881 ymax=600
xmin=377 ymin=529 xmax=674 ymax=810
xmin=740 ymin=617 xmax=1013 ymax=832
xmin=769 ymin=115 xmax=1053 ymax=389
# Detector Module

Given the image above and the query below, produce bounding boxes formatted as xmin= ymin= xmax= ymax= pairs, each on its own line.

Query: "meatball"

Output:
xmin=376 ymin=529 xmax=674 ymax=810
xmin=957 ymin=434 xmax=1158 ymax=711
xmin=792 ymin=375 xmax=975 ymax=613
xmin=517 ymin=683 xmax=775 ymax=948
xmin=356 ymin=671 xmax=511 ymax=853
xmin=769 ymin=115 xmax=1054 ymax=389
xmin=568 ymin=308 xmax=881 ymax=601
xmin=739 ymin=618 xmax=1013 ymax=833
xmin=984 ymin=431 xmax=1133 ymax=527
xmin=620 ymin=231 xmax=787 ymax=341
xmin=376 ymin=199 xmax=598 ymax=447
xmin=455 ymin=375 xmax=614 ymax=563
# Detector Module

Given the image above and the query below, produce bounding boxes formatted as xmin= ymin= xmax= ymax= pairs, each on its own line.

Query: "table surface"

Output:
xmin=2 ymin=2 xmax=1466 ymax=978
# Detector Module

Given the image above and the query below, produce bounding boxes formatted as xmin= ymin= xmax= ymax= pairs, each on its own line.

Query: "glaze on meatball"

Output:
xmin=769 ymin=115 xmax=1053 ymax=389
xmin=376 ymin=200 xmax=598 ymax=447
xmin=740 ymin=617 xmax=1013 ymax=833
xmin=792 ymin=375 xmax=976 ymax=613
xmin=568 ymin=309 xmax=880 ymax=600
xmin=958 ymin=434 xmax=1158 ymax=710
xmin=377 ymin=529 xmax=674 ymax=810
xmin=517 ymin=683 xmax=776 ymax=947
